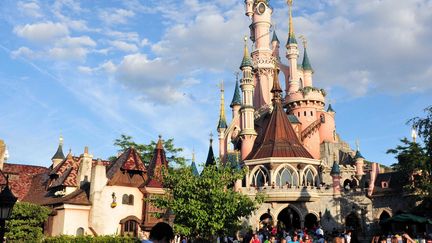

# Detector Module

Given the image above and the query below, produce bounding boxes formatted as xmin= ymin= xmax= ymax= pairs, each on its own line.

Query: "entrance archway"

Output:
xmin=260 ymin=213 xmax=273 ymax=229
xmin=346 ymin=213 xmax=361 ymax=243
xmin=379 ymin=211 xmax=391 ymax=234
xmin=304 ymin=213 xmax=318 ymax=229
xmin=277 ymin=207 xmax=301 ymax=231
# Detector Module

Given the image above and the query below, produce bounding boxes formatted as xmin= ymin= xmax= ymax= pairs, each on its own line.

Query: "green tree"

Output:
xmin=110 ymin=134 xmax=186 ymax=166
xmin=5 ymin=202 xmax=51 ymax=242
xmin=149 ymin=164 xmax=264 ymax=240
xmin=387 ymin=106 xmax=432 ymax=201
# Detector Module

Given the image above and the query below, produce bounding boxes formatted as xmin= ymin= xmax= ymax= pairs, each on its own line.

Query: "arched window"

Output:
xmin=303 ymin=168 xmax=315 ymax=186
xmin=128 ymin=194 xmax=134 ymax=205
xmin=123 ymin=220 xmax=137 ymax=237
xmin=298 ymin=112 xmax=300 ymax=117
xmin=76 ymin=227 xmax=84 ymax=236
xmin=252 ymin=167 xmax=268 ymax=187
xmin=304 ymin=111 xmax=307 ymax=116
xmin=310 ymin=111 xmax=313 ymax=116
xmin=122 ymin=194 xmax=129 ymax=204
xmin=276 ymin=166 xmax=298 ymax=187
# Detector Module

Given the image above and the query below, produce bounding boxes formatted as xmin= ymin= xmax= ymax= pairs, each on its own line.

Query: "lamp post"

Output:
xmin=0 ymin=175 xmax=18 ymax=243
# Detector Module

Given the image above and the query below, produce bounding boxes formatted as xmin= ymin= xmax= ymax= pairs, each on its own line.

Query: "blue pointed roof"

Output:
xmin=230 ymin=80 xmax=241 ymax=108
xmin=52 ymin=144 xmax=65 ymax=160
xmin=217 ymin=118 xmax=227 ymax=129
xmin=240 ymin=39 xmax=253 ymax=69
xmin=302 ymin=48 xmax=313 ymax=71
xmin=226 ymin=152 xmax=241 ymax=170
xmin=205 ymin=139 xmax=216 ymax=167
xmin=330 ymin=162 xmax=340 ymax=176
xmin=272 ymin=30 xmax=280 ymax=43
xmin=287 ymin=33 xmax=297 ymax=45
xmin=354 ymin=150 xmax=365 ymax=160
xmin=191 ymin=161 xmax=199 ymax=176
xmin=327 ymin=104 xmax=335 ymax=112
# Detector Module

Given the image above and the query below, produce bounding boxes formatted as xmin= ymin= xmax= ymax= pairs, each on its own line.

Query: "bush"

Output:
xmin=5 ymin=202 xmax=51 ymax=242
xmin=43 ymin=235 xmax=140 ymax=243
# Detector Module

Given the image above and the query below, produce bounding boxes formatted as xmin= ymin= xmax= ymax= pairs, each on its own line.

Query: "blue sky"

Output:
xmin=0 ymin=0 xmax=431 ymax=168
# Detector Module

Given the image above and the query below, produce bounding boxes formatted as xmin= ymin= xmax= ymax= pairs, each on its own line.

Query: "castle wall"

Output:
xmin=52 ymin=204 xmax=91 ymax=236
xmin=89 ymin=186 xmax=143 ymax=235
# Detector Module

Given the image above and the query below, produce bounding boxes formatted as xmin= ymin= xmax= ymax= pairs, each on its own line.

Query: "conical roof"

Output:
xmin=272 ymin=30 xmax=280 ymax=43
xmin=246 ymin=68 xmax=313 ymax=160
xmin=302 ymin=47 xmax=313 ymax=71
xmin=191 ymin=161 xmax=199 ymax=176
xmin=330 ymin=162 xmax=340 ymax=176
xmin=205 ymin=138 xmax=216 ymax=167
xmin=327 ymin=104 xmax=335 ymax=112
xmin=354 ymin=150 xmax=365 ymax=159
xmin=240 ymin=38 xmax=253 ymax=69
xmin=230 ymin=80 xmax=242 ymax=108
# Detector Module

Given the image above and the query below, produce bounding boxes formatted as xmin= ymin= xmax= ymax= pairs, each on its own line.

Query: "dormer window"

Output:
xmin=381 ymin=181 xmax=389 ymax=188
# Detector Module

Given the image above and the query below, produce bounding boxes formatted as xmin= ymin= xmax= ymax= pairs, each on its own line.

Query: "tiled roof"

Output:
xmin=146 ymin=138 xmax=168 ymax=188
xmin=0 ymin=163 xmax=49 ymax=200
xmin=107 ymin=147 xmax=146 ymax=179
xmin=372 ymin=171 xmax=406 ymax=196
xmin=246 ymin=102 xmax=313 ymax=160
xmin=48 ymin=154 xmax=80 ymax=188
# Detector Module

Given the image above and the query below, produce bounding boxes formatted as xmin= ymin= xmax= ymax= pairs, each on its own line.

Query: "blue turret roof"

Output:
xmin=205 ymin=139 xmax=216 ymax=167
xmin=272 ymin=30 xmax=280 ymax=43
xmin=302 ymin=48 xmax=313 ymax=71
xmin=354 ymin=150 xmax=365 ymax=160
xmin=230 ymin=80 xmax=242 ymax=108
xmin=191 ymin=161 xmax=199 ymax=176
xmin=52 ymin=144 xmax=65 ymax=160
xmin=217 ymin=118 xmax=227 ymax=129
xmin=240 ymin=40 xmax=253 ymax=69
xmin=327 ymin=104 xmax=335 ymax=112
xmin=330 ymin=162 xmax=340 ymax=176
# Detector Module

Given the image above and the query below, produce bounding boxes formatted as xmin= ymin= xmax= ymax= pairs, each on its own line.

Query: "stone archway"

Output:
xmin=346 ymin=213 xmax=361 ymax=243
xmin=304 ymin=213 xmax=318 ymax=229
xmin=379 ymin=211 xmax=391 ymax=234
xmin=277 ymin=207 xmax=301 ymax=231
xmin=259 ymin=213 xmax=273 ymax=229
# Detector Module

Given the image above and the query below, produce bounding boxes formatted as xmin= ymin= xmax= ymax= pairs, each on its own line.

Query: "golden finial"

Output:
xmin=288 ymin=0 xmax=294 ymax=37
xmin=243 ymin=35 xmax=249 ymax=58
xmin=59 ymin=134 xmax=64 ymax=146
xmin=192 ymin=148 xmax=196 ymax=162
xmin=218 ymin=80 xmax=226 ymax=124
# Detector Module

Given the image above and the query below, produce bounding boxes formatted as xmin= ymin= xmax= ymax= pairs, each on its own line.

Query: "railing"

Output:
xmin=301 ymin=119 xmax=322 ymax=141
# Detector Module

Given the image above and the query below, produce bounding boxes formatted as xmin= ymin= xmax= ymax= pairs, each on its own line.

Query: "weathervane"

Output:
xmin=299 ymin=35 xmax=307 ymax=48
xmin=355 ymin=139 xmax=360 ymax=151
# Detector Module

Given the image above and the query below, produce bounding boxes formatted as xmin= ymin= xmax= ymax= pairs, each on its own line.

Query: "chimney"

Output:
xmin=78 ymin=146 xmax=93 ymax=186
xmin=90 ymin=159 xmax=107 ymax=201
xmin=0 ymin=140 xmax=5 ymax=170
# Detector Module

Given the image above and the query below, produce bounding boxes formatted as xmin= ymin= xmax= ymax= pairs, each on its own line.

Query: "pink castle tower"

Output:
xmin=246 ymin=0 xmax=275 ymax=109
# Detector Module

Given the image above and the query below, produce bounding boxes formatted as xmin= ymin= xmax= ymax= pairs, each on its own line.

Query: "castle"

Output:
xmin=211 ymin=0 xmax=417 ymax=239
xmin=0 ymin=0 xmax=424 ymax=240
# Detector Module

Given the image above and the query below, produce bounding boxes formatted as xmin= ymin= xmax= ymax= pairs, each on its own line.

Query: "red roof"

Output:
xmin=146 ymin=138 xmax=168 ymax=188
xmin=106 ymin=147 xmax=146 ymax=180
xmin=0 ymin=163 xmax=49 ymax=200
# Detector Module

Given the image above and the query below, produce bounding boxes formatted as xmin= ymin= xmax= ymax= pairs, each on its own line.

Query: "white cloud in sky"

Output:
xmin=109 ymin=40 xmax=138 ymax=53
xmin=99 ymin=8 xmax=135 ymax=25
xmin=17 ymin=1 xmax=43 ymax=18
xmin=13 ymin=22 xmax=69 ymax=43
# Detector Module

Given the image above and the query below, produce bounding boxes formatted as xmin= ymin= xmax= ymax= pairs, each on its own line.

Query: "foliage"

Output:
xmin=149 ymin=164 xmax=264 ymax=240
xmin=110 ymin=134 xmax=186 ymax=166
xmin=43 ymin=235 xmax=140 ymax=243
xmin=5 ymin=202 xmax=51 ymax=242
xmin=387 ymin=106 xmax=432 ymax=201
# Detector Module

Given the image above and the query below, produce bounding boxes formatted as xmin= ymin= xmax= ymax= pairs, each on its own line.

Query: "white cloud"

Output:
xmin=11 ymin=46 xmax=37 ymax=59
xmin=48 ymin=46 xmax=88 ymax=61
xmin=58 ymin=36 xmax=96 ymax=47
xmin=14 ymin=22 xmax=69 ymax=43
xmin=99 ymin=8 xmax=135 ymax=25
xmin=109 ymin=40 xmax=138 ymax=52
xmin=140 ymin=38 xmax=150 ymax=47
xmin=17 ymin=1 xmax=43 ymax=18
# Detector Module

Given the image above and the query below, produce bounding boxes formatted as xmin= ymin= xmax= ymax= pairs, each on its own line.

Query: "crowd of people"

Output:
xmin=371 ymin=232 xmax=432 ymax=243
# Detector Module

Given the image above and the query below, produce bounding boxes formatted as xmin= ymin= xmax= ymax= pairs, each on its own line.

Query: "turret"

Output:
xmin=204 ymin=134 xmax=216 ymax=168
xmin=191 ymin=150 xmax=199 ymax=176
xmin=244 ymin=0 xmax=254 ymax=18
xmin=78 ymin=146 xmax=93 ymax=186
xmin=51 ymin=135 xmax=65 ymax=168
xmin=286 ymin=0 xmax=300 ymax=94
xmin=301 ymin=38 xmax=313 ymax=87
xmin=230 ymin=76 xmax=242 ymax=119
xmin=239 ymin=37 xmax=257 ymax=160
xmin=271 ymin=30 xmax=280 ymax=60
xmin=354 ymin=141 xmax=365 ymax=179
xmin=217 ymin=81 xmax=228 ymax=160
xmin=330 ymin=154 xmax=341 ymax=195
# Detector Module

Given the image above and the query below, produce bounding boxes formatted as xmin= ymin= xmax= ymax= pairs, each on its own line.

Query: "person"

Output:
xmin=344 ymin=231 xmax=351 ymax=243
xmin=250 ymin=233 xmax=260 ymax=243
xmin=142 ymin=222 xmax=175 ymax=243
xmin=288 ymin=235 xmax=300 ymax=243
xmin=315 ymin=225 xmax=324 ymax=238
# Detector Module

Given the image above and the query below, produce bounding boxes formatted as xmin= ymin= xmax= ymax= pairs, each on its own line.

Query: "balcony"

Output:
xmin=240 ymin=185 xmax=326 ymax=202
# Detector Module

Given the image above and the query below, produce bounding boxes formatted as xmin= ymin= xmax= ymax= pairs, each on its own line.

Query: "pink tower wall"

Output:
xmin=319 ymin=112 xmax=336 ymax=143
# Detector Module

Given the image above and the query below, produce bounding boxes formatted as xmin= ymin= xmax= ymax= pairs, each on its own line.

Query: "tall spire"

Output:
xmin=230 ymin=73 xmax=242 ymax=108
xmin=287 ymin=0 xmax=297 ymax=46
xmin=52 ymin=135 xmax=65 ymax=160
xmin=301 ymin=37 xmax=313 ymax=71
xmin=271 ymin=65 xmax=283 ymax=102
xmin=240 ymin=36 xmax=253 ymax=69
xmin=205 ymin=133 xmax=216 ymax=167
xmin=272 ymin=30 xmax=280 ymax=43
xmin=191 ymin=149 xmax=199 ymax=176
xmin=217 ymin=80 xmax=228 ymax=130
